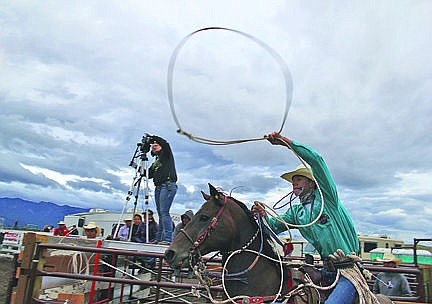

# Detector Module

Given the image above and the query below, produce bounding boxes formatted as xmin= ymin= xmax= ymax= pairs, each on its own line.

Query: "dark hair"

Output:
xmin=143 ymin=209 xmax=154 ymax=215
xmin=134 ymin=214 xmax=142 ymax=220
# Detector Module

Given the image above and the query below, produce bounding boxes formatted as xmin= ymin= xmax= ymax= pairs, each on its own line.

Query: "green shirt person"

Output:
xmin=252 ymin=132 xmax=359 ymax=303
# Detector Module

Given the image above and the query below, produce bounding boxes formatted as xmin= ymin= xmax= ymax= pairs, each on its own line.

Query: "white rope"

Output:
xmin=167 ymin=27 xmax=293 ymax=146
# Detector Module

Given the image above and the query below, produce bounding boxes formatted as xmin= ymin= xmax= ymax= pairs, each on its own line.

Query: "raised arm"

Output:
xmin=265 ymin=132 xmax=339 ymax=206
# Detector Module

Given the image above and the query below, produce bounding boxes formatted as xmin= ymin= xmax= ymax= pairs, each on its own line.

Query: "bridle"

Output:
xmin=179 ymin=193 xmax=263 ymax=276
xmin=179 ymin=193 xmax=228 ymax=258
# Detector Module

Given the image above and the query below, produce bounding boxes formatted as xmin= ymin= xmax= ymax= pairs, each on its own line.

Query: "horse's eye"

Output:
xmin=199 ymin=215 xmax=210 ymax=222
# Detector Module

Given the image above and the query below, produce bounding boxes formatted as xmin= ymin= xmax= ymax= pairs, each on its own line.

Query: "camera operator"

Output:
xmin=148 ymin=135 xmax=178 ymax=245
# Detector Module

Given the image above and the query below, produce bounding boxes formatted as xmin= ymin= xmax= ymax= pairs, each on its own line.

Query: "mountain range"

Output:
xmin=0 ymin=197 xmax=89 ymax=228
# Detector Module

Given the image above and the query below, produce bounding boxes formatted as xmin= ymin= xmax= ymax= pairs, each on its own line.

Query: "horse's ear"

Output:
xmin=208 ymin=183 xmax=224 ymax=205
xmin=208 ymin=183 xmax=219 ymax=197
xmin=201 ymin=191 xmax=210 ymax=201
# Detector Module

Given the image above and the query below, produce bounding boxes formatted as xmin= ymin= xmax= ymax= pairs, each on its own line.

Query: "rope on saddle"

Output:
xmin=329 ymin=249 xmax=381 ymax=304
xmin=339 ymin=265 xmax=380 ymax=304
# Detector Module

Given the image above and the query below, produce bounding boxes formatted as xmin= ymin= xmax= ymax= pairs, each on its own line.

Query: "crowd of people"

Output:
xmin=111 ymin=209 xmax=159 ymax=243
xmin=46 ymin=220 xmax=100 ymax=239
xmin=45 ymin=221 xmax=79 ymax=236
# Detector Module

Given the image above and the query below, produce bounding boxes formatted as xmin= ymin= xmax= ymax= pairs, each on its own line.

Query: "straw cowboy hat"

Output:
xmin=83 ymin=222 xmax=101 ymax=236
xmin=58 ymin=221 xmax=66 ymax=225
xmin=281 ymin=164 xmax=314 ymax=183
xmin=375 ymin=252 xmax=401 ymax=265
xmin=123 ymin=217 xmax=133 ymax=222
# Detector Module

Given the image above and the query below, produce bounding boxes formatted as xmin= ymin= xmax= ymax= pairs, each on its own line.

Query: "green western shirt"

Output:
xmin=266 ymin=140 xmax=359 ymax=259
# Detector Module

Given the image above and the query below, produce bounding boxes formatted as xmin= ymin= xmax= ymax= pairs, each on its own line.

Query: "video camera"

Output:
xmin=137 ymin=133 xmax=155 ymax=154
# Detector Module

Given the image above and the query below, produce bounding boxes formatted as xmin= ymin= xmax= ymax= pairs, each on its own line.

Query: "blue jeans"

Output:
xmin=155 ymin=182 xmax=177 ymax=242
xmin=325 ymin=275 xmax=357 ymax=304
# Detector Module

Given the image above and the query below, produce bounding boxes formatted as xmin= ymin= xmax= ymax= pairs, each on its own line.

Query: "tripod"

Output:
xmin=114 ymin=135 xmax=153 ymax=242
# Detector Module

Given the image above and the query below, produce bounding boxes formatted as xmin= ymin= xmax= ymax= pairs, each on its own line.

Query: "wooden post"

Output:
xmin=14 ymin=232 xmax=36 ymax=304
xmin=29 ymin=242 xmax=46 ymax=300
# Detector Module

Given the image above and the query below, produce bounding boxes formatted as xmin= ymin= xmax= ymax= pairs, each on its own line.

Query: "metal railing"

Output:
xmin=17 ymin=239 xmax=222 ymax=304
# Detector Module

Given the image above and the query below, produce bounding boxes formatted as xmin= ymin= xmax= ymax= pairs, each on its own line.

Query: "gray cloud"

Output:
xmin=0 ymin=1 xmax=431 ymax=242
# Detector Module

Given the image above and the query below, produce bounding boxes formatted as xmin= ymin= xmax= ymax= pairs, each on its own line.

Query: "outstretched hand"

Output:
xmin=264 ymin=132 xmax=291 ymax=147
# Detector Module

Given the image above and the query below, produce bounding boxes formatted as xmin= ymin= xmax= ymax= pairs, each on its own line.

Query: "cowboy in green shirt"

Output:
xmin=252 ymin=132 xmax=359 ymax=303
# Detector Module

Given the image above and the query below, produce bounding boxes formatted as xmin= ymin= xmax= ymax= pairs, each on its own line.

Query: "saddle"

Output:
xmin=297 ymin=260 xmax=391 ymax=304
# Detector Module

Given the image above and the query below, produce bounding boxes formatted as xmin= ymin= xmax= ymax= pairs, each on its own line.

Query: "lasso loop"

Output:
xmin=168 ymin=27 xmax=293 ymax=145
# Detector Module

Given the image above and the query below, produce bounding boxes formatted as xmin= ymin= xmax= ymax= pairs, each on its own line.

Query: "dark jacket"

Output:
xmin=173 ymin=210 xmax=194 ymax=238
xmin=149 ymin=136 xmax=177 ymax=186
xmin=134 ymin=220 xmax=158 ymax=243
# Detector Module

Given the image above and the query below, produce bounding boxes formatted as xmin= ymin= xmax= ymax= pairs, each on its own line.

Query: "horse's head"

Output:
xmin=165 ymin=183 xmax=256 ymax=268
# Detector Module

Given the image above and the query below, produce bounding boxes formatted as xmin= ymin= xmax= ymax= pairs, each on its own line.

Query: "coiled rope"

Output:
xmin=167 ymin=26 xmax=293 ymax=145
xmin=168 ymin=27 xmax=324 ymax=230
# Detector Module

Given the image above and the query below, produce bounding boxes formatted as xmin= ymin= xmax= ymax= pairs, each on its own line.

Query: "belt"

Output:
xmin=156 ymin=180 xmax=176 ymax=186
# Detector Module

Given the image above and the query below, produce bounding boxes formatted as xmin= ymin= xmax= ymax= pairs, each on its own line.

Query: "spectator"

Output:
xmin=135 ymin=210 xmax=158 ymax=269
xmin=118 ymin=218 xmax=133 ymax=241
xmin=83 ymin=222 xmax=101 ymax=239
xmin=173 ymin=210 xmax=195 ymax=278
xmin=373 ymin=253 xmax=412 ymax=297
xmin=53 ymin=221 xmax=69 ymax=236
xmin=69 ymin=224 xmax=79 ymax=235
xmin=130 ymin=214 xmax=142 ymax=242
xmin=135 ymin=210 xmax=158 ymax=243
xmin=43 ymin=225 xmax=50 ymax=232
xmin=173 ymin=210 xmax=194 ymax=238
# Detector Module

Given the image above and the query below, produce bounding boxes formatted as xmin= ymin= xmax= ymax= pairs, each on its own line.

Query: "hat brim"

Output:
xmin=281 ymin=167 xmax=314 ymax=183
xmin=375 ymin=257 xmax=401 ymax=265
xmin=84 ymin=226 xmax=101 ymax=236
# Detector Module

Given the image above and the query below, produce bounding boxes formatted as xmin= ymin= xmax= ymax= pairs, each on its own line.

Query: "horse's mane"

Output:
xmin=228 ymin=196 xmax=278 ymax=258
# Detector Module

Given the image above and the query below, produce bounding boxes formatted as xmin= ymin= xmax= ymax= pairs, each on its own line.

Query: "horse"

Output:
xmin=165 ymin=184 xmax=395 ymax=304
xmin=165 ymin=183 xmax=316 ymax=303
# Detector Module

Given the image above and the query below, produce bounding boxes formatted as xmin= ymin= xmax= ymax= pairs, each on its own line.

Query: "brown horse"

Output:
xmin=165 ymin=184 xmax=315 ymax=303
xmin=165 ymin=184 xmax=394 ymax=304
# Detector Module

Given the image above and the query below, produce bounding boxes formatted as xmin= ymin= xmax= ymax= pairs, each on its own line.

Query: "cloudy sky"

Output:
xmin=1 ymin=1 xmax=431 ymax=243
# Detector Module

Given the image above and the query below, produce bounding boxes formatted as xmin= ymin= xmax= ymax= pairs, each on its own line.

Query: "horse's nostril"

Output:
xmin=165 ymin=249 xmax=175 ymax=263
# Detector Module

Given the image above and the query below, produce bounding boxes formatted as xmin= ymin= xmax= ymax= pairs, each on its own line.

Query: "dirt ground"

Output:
xmin=0 ymin=256 xmax=16 ymax=303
